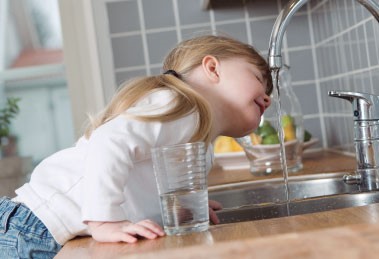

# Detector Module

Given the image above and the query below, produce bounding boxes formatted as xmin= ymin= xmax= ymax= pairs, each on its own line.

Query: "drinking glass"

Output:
xmin=151 ymin=142 xmax=209 ymax=235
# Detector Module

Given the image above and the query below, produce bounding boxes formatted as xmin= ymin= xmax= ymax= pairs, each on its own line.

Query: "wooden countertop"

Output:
xmin=56 ymin=204 xmax=379 ymax=258
xmin=56 ymin=150 xmax=379 ymax=258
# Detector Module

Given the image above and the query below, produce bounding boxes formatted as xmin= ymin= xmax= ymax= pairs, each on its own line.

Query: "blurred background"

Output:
xmin=1 ymin=0 xmax=74 ymax=165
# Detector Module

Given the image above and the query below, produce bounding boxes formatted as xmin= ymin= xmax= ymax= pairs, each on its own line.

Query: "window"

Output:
xmin=1 ymin=0 xmax=74 ymax=166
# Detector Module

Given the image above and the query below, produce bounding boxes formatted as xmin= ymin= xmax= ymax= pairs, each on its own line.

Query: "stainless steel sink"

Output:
xmin=208 ymin=172 xmax=379 ymax=224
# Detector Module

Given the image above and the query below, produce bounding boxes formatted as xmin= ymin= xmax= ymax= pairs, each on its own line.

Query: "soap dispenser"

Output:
xmin=328 ymin=90 xmax=379 ymax=191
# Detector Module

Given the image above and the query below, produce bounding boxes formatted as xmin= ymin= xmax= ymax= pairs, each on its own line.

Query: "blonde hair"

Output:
xmin=84 ymin=35 xmax=272 ymax=144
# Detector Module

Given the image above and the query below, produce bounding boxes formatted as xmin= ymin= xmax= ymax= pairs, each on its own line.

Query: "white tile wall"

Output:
xmin=96 ymin=0 xmax=379 ymax=152
xmin=311 ymin=0 xmax=379 ymax=152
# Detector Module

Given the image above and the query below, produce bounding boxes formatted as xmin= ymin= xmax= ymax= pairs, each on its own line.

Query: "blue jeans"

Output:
xmin=0 ymin=197 xmax=62 ymax=259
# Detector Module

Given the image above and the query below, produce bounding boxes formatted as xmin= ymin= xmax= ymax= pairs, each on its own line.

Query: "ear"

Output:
xmin=201 ymin=55 xmax=220 ymax=83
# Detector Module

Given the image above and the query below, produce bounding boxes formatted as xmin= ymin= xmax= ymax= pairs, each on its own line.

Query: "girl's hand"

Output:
xmin=209 ymin=200 xmax=223 ymax=224
xmin=88 ymin=220 xmax=165 ymax=243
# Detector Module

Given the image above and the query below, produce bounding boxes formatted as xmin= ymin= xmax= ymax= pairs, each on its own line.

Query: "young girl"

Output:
xmin=0 ymin=34 xmax=272 ymax=258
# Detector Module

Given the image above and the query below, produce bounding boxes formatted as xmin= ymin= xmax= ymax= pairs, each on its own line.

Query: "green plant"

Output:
xmin=0 ymin=97 xmax=20 ymax=139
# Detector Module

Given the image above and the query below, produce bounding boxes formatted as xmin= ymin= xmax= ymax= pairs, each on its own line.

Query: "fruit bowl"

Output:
xmin=214 ymin=138 xmax=319 ymax=170
xmin=245 ymin=138 xmax=319 ymax=160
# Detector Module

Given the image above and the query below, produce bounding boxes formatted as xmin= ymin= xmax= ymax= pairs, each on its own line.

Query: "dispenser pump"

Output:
xmin=328 ymin=90 xmax=379 ymax=121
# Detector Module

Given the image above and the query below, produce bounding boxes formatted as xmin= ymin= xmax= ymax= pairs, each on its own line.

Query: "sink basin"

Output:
xmin=208 ymin=172 xmax=379 ymax=224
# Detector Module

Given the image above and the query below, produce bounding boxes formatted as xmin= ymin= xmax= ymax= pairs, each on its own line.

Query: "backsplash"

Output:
xmin=95 ymin=0 xmax=379 ymax=152
xmin=310 ymin=0 xmax=379 ymax=152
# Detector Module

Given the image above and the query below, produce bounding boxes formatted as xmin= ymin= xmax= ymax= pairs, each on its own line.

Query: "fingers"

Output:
xmin=209 ymin=207 xmax=220 ymax=225
xmin=209 ymin=200 xmax=223 ymax=211
xmin=122 ymin=220 xmax=165 ymax=241
xmin=92 ymin=229 xmax=138 ymax=243
xmin=118 ymin=233 xmax=138 ymax=243
xmin=90 ymin=220 xmax=165 ymax=243
xmin=209 ymin=200 xmax=222 ymax=225
xmin=134 ymin=219 xmax=165 ymax=237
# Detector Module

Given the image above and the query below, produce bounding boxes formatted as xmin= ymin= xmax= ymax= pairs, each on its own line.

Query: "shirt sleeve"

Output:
xmin=81 ymin=118 xmax=136 ymax=223
xmin=81 ymin=109 xmax=199 ymax=223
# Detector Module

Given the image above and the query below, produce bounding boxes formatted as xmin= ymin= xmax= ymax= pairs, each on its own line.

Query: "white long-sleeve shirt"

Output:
xmin=13 ymin=90 xmax=213 ymax=245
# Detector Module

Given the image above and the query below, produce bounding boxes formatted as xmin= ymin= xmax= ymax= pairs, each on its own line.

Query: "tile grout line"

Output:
xmin=172 ymin=0 xmax=182 ymax=42
xmin=137 ymin=0 xmax=150 ymax=75
xmin=244 ymin=3 xmax=252 ymax=45
xmin=363 ymin=18 xmax=374 ymax=93
xmin=307 ymin=0 xmax=327 ymax=149
xmin=314 ymin=16 xmax=372 ymax=48
xmin=209 ymin=7 xmax=216 ymax=35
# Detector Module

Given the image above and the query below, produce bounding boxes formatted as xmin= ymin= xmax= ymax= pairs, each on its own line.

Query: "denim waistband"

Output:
xmin=0 ymin=197 xmax=21 ymax=233
xmin=0 ymin=196 xmax=51 ymax=238
xmin=0 ymin=197 xmax=62 ymax=257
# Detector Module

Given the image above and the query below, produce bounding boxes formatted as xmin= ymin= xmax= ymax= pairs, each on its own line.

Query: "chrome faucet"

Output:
xmin=268 ymin=0 xmax=379 ymax=191
xmin=328 ymin=91 xmax=379 ymax=191
xmin=268 ymin=0 xmax=379 ymax=70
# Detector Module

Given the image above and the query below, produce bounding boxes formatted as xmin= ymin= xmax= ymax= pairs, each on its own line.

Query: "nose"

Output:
xmin=264 ymin=94 xmax=271 ymax=108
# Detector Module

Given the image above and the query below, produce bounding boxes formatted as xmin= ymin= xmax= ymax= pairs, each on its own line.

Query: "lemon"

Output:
xmin=281 ymin=114 xmax=294 ymax=127
xmin=231 ymin=139 xmax=243 ymax=152
xmin=214 ymin=136 xmax=243 ymax=153
xmin=281 ymin=115 xmax=296 ymax=141
xmin=283 ymin=124 xmax=296 ymax=141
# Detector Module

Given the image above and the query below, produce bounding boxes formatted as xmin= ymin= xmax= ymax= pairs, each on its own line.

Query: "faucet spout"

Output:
xmin=357 ymin=0 xmax=379 ymax=21
xmin=268 ymin=0 xmax=308 ymax=70
xmin=268 ymin=0 xmax=379 ymax=70
xmin=269 ymin=0 xmax=379 ymax=191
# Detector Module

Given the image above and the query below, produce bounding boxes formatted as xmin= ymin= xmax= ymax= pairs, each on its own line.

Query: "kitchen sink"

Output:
xmin=208 ymin=172 xmax=379 ymax=224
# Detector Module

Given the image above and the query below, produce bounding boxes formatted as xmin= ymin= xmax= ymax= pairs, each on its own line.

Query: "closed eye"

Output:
xmin=255 ymin=75 xmax=263 ymax=84
xmin=254 ymin=74 xmax=270 ymax=94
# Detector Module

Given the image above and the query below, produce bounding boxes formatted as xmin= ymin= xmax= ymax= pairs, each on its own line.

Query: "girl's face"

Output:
xmin=215 ymin=57 xmax=271 ymax=137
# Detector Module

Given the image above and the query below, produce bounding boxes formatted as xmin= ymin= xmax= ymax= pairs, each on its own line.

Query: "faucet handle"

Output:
xmin=328 ymin=90 xmax=379 ymax=121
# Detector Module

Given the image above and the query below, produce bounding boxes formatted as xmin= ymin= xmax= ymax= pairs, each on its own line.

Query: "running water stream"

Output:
xmin=270 ymin=69 xmax=290 ymax=215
